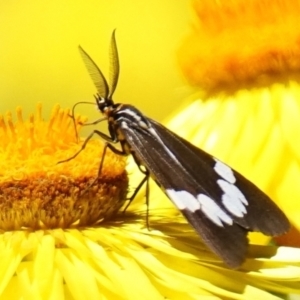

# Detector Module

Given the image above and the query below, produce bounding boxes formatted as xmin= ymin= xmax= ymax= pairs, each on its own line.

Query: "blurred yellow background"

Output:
xmin=0 ymin=1 xmax=193 ymax=127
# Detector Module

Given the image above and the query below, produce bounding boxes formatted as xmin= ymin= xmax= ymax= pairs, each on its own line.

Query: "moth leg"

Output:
xmin=83 ymin=141 xmax=127 ymax=192
xmin=57 ymin=129 xmax=119 ymax=164
xmin=144 ymin=173 xmax=151 ymax=230
xmin=79 ymin=117 xmax=107 ymax=127
xmin=123 ymin=151 xmax=150 ymax=211
xmin=73 ymin=117 xmax=108 ymax=141
xmin=57 ymin=129 xmax=126 ymax=195
xmin=123 ymin=162 xmax=151 ymax=230
xmin=123 ymin=172 xmax=149 ymax=212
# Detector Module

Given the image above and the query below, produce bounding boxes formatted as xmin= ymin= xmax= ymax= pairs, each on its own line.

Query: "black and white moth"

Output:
xmin=70 ymin=31 xmax=290 ymax=268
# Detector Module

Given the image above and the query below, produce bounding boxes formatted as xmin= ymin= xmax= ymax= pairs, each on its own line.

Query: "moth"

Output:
xmin=67 ymin=30 xmax=290 ymax=268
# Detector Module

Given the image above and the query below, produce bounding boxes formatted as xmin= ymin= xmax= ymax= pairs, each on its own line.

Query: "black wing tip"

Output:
xmin=181 ymin=208 xmax=249 ymax=268
xmin=259 ymin=217 xmax=290 ymax=237
xmin=232 ymin=172 xmax=291 ymax=237
xmin=224 ymin=256 xmax=245 ymax=269
xmin=249 ymin=199 xmax=291 ymax=237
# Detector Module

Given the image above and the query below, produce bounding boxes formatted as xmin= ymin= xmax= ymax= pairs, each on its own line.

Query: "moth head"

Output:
xmin=95 ymin=95 xmax=114 ymax=114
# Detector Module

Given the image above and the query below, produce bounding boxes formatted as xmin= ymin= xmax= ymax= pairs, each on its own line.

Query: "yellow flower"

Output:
xmin=177 ymin=0 xmax=300 ymax=244
xmin=179 ymin=0 xmax=300 ymax=93
xmin=0 ymin=103 xmax=128 ymax=230
xmin=0 ymin=104 xmax=299 ymax=299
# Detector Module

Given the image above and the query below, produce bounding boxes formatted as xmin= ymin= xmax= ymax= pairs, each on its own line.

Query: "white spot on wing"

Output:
xmin=166 ymin=189 xmax=200 ymax=212
xmin=166 ymin=189 xmax=233 ymax=227
xmin=217 ymin=179 xmax=248 ymax=218
xmin=214 ymin=158 xmax=236 ymax=184
xmin=197 ymin=194 xmax=233 ymax=226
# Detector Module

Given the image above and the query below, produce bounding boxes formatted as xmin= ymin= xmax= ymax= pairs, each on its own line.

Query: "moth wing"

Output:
xmin=149 ymin=119 xmax=290 ymax=236
xmin=119 ymin=120 xmax=250 ymax=267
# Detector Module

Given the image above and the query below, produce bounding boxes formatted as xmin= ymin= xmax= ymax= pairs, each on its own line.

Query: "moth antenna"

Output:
xmin=108 ymin=29 xmax=120 ymax=99
xmin=70 ymin=101 xmax=96 ymax=142
xmin=78 ymin=45 xmax=109 ymax=99
xmin=70 ymin=102 xmax=78 ymax=142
